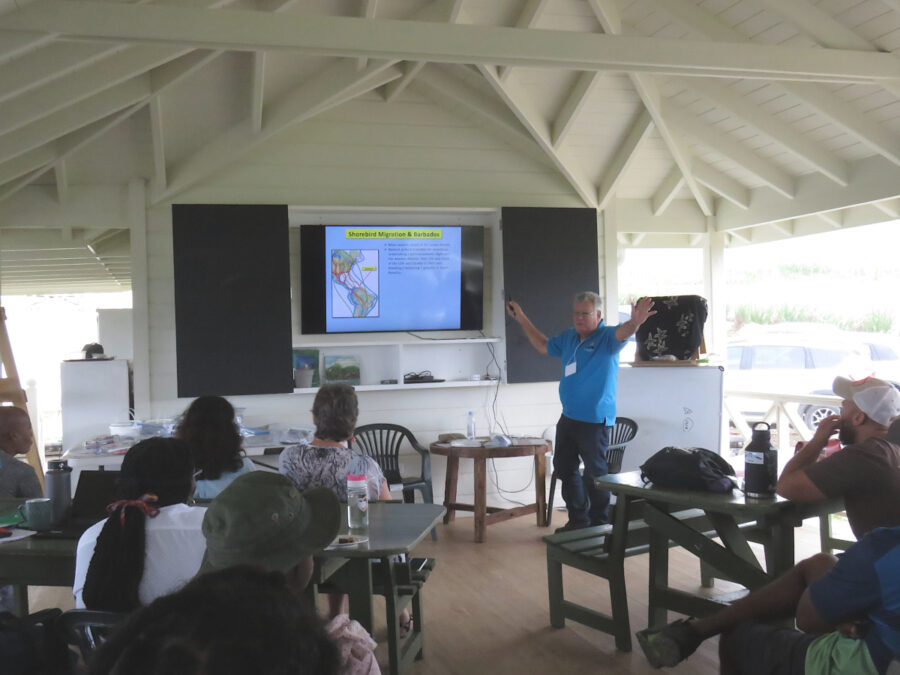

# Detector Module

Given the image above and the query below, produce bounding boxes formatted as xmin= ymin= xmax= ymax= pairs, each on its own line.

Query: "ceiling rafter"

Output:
xmin=551 ymin=71 xmax=601 ymax=149
xmin=154 ymin=59 xmax=403 ymax=204
xmin=356 ymin=0 xmax=378 ymax=71
xmin=0 ymin=77 xmax=149 ymax=166
xmin=382 ymin=0 xmax=464 ymax=102
xmin=477 ymin=64 xmax=598 ymax=207
xmin=662 ymin=102 xmax=794 ymax=199
xmin=682 ymin=78 xmax=848 ymax=187
xmin=5 ymin=1 xmax=900 ymax=83
xmin=717 ymin=155 xmax=900 ymax=231
xmin=0 ymin=44 xmax=191 ymax=137
xmin=873 ymin=198 xmax=900 ymax=218
xmin=590 ymin=0 xmax=712 ymax=216
xmin=53 ymin=157 xmax=67 ymax=204
xmin=0 ymin=41 xmax=126 ymax=105
xmin=598 ymin=108 xmax=653 ymax=209
xmin=652 ymin=167 xmax=684 ymax=216
xmin=250 ymin=52 xmax=265 ymax=133
xmin=652 ymin=0 xmax=900 ymax=168
xmin=0 ymin=101 xmax=147 ymax=205
xmin=498 ymin=0 xmax=549 ymax=82
xmin=148 ymin=96 xmax=166 ymax=191
xmin=412 ymin=65 xmax=553 ymax=171
xmin=757 ymin=0 xmax=900 ymax=100
xmin=692 ymin=159 xmax=749 ymax=210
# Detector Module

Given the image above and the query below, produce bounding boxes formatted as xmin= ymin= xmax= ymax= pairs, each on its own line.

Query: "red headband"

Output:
xmin=107 ymin=493 xmax=161 ymax=525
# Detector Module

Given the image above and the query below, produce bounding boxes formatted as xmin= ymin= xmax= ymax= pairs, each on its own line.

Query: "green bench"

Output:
xmin=544 ymin=501 xmax=730 ymax=652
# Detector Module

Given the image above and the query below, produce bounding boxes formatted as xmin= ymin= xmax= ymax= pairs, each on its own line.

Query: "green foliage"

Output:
xmin=730 ymin=305 xmax=894 ymax=333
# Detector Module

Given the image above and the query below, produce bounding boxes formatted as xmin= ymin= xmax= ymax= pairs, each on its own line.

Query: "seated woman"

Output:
xmin=175 ymin=395 xmax=255 ymax=500
xmin=72 ymin=437 xmax=206 ymax=611
xmin=279 ymin=384 xmax=410 ymax=633
xmin=279 ymin=383 xmax=391 ymax=507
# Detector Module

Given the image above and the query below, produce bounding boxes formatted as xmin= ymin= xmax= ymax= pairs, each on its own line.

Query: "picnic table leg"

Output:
xmin=534 ymin=452 xmax=547 ymax=527
xmin=647 ymin=511 xmax=670 ymax=629
xmin=474 ymin=457 xmax=487 ymax=543
xmin=609 ymin=494 xmax=633 ymax=651
xmin=443 ymin=455 xmax=459 ymax=524
xmin=763 ymin=519 xmax=796 ymax=580
xmin=343 ymin=559 xmax=375 ymax=634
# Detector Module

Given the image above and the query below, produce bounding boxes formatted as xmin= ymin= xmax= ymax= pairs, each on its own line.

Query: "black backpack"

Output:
xmin=0 ymin=608 xmax=72 ymax=675
xmin=639 ymin=447 xmax=737 ymax=494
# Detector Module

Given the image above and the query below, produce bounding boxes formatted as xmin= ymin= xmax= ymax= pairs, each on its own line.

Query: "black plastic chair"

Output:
xmin=352 ymin=423 xmax=436 ymax=540
xmin=58 ymin=608 xmax=125 ymax=664
xmin=545 ymin=417 xmax=638 ymax=526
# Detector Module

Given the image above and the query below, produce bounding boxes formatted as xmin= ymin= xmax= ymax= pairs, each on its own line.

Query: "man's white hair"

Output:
xmin=573 ymin=291 xmax=602 ymax=313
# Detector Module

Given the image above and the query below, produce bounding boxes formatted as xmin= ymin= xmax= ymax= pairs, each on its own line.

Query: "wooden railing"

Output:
xmin=723 ymin=389 xmax=840 ymax=455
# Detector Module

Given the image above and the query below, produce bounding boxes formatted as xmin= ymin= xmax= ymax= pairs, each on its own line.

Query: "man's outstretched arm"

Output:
xmin=615 ymin=297 xmax=656 ymax=343
xmin=506 ymin=301 xmax=548 ymax=355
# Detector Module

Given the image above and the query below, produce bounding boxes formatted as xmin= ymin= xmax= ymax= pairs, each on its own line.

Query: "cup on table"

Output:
xmin=18 ymin=497 xmax=53 ymax=531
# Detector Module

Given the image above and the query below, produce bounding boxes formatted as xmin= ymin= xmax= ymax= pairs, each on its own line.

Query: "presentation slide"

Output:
xmin=324 ymin=226 xmax=463 ymax=332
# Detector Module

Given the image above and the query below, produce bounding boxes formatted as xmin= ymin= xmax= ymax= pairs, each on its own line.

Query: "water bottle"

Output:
xmin=346 ymin=474 xmax=369 ymax=532
xmin=743 ymin=422 xmax=779 ymax=498
xmin=466 ymin=411 xmax=476 ymax=440
xmin=45 ymin=459 xmax=72 ymax=526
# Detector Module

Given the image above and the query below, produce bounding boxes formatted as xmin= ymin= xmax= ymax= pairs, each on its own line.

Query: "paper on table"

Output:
xmin=0 ymin=529 xmax=36 ymax=544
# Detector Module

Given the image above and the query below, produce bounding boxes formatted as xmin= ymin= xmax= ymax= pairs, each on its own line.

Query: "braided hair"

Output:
xmin=88 ymin=566 xmax=339 ymax=675
xmin=175 ymin=396 xmax=243 ymax=481
xmin=82 ymin=437 xmax=194 ymax=612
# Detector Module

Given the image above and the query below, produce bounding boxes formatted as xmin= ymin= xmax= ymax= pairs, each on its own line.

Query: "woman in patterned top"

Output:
xmin=279 ymin=383 xmax=413 ymax=634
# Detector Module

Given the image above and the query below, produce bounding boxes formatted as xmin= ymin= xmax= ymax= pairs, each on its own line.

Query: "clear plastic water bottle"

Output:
xmin=466 ymin=411 xmax=476 ymax=440
xmin=346 ymin=474 xmax=369 ymax=532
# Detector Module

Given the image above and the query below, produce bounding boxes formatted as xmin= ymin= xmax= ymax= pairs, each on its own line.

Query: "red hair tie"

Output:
xmin=107 ymin=493 xmax=161 ymax=525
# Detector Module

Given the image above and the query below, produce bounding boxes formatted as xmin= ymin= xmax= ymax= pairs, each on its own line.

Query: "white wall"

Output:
xmin=144 ymin=201 xmax=587 ymax=509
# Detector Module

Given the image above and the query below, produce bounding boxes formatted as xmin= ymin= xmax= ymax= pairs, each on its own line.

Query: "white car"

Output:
xmin=726 ymin=334 xmax=873 ymax=427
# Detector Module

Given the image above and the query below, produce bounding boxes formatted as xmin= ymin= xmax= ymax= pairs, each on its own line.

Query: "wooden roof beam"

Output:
xmin=652 ymin=167 xmax=684 ymax=216
xmin=591 ymin=0 xmax=712 ymax=216
xmin=5 ymin=1 xmax=900 ymax=83
xmin=653 ymin=0 xmax=900 ymax=167
xmin=598 ymin=109 xmax=653 ymax=209
xmin=683 ymin=78 xmax=848 ymax=187
xmin=155 ymin=59 xmax=403 ymax=203
xmin=477 ymin=64 xmax=598 ymax=207
xmin=663 ymin=103 xmax=794 ymax=199
xmin=498 ymin=0 xmax=549 ymax=82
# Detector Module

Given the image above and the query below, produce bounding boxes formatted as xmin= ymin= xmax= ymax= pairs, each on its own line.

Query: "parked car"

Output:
xmin=726 ymin=333 xmax=873 ymax=427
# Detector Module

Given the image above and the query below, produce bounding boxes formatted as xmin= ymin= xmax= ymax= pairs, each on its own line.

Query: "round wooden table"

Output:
xmin=429 ymin=438 xmax=549 ymax=543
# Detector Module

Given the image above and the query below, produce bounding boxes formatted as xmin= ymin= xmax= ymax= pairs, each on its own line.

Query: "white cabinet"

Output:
xmin=61 ymin=359 xmax=131 ymax=449
xmin=293 ymin=337 xmax=502 ymax=392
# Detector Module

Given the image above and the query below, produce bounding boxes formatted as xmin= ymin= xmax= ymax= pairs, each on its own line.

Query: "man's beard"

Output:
xmin=839 ymin=419 xmax=858 ymax=445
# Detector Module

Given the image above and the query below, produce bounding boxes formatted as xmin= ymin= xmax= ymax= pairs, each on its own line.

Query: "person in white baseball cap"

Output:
xmin=831 ymin=375 xmax=900 ymax=430
xmin=776 ymin=375 xmax=900 ymax=540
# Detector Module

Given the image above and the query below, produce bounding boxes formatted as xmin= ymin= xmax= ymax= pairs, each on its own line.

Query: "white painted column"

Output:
xmin=601 ymin=202 xmax=618 ymax=319
xmin=128 ymin=179 xmax=151 ymax=418
xmin=702 ymin=215 xmax=727 ymax=358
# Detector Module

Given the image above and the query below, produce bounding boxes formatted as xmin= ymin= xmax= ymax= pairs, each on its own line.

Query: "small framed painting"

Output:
xmin=323 ymin=355 xmax=361 ymax=385
xmin=292 ymin=348 xmax=320 ymax=388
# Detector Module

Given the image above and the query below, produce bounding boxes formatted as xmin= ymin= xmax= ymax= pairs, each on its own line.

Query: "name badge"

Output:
xmin=564 ymin=361 xmax=576 ymax=377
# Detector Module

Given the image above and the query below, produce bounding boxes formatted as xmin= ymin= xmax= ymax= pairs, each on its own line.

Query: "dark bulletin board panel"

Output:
xmin=501 ymin=207 xmax=599 ymax=384
xmin=173 ymin=204 xmax=293 ymax=397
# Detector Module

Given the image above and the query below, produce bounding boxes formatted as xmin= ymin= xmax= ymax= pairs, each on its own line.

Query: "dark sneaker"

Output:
xmin=635 ymin=619 xmax=702 ymax=668
xmin=554 ymin=521 xmax=591 ymax=534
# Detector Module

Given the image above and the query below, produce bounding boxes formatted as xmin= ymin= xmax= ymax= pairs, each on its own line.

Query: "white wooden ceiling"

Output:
xmin=2 ymin=0 xmax=900 ymax=292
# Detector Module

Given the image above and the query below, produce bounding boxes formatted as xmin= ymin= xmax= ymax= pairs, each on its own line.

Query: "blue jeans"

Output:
xmin=554 ymin=415 xmax=611 ymax=526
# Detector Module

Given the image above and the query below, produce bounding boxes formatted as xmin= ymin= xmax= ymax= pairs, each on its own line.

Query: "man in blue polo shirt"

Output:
xmin=506 ymin=292 xmax=655 ymax=530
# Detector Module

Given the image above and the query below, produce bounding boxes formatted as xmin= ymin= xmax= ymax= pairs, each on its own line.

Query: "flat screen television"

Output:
xmin=300 ymin=225 xmax=484 ymax=334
